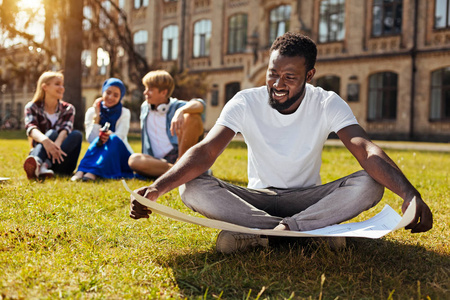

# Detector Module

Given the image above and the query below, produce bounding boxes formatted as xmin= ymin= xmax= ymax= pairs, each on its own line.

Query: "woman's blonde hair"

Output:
xmin=31 ymin=71 xmax=64 ymax=103
xmin=142 ymin=70 xmax=175 ymax=97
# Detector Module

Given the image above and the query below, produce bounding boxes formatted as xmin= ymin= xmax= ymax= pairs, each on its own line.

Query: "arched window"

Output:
xmin=315 ymin=75 xmax=340 ymax=95
xmin=368 ymin=72 xmax=398 ymax=121
xmin=193 ymin=19 xmax=211 ymax=57
xmin=269 ymin=5 xmax=291 ymax=43
xmin=225 ymin=82 xmax=241 ymax=104
xmin=228 ymin=14 xmax=248 ymax=54
xmin=133 ymin=30 xmax=148 ymax=58
xmin=162 ymin=25 xmax=179 ymax=61
xmin=319 ymin=0 xmax=345 ymax=43
xmin=372 ymin=0 xmax=402 ymax=37
xmin=430 ymin=67 xmax=450 ymax=121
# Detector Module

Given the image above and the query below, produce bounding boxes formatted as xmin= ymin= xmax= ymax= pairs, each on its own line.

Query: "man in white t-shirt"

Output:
xmin=128 ymin=70 xmax=205 ymax=178
xmin=130 ymin=33 xmax=433 ymax=254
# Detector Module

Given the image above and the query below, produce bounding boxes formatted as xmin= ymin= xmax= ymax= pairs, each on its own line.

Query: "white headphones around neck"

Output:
xmin=152 ymin=103 xmax=169 ymax=115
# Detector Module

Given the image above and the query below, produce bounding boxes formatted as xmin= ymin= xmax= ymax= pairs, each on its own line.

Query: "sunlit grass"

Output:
xmin=0 ymin=130 xmax=449 ymax=299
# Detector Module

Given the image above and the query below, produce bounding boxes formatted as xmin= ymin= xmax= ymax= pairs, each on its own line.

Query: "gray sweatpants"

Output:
xmin=179 ymin=170 xmax=384 ymax=231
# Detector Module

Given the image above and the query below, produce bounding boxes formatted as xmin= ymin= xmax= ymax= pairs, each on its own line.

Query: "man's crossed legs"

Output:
xmin=179 ymin=170 xmax=384 ymax=253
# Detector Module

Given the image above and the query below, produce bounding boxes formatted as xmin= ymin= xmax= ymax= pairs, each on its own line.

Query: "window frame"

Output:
xmin=228 ymin=14 xmax=248 ymax=54
xmin=134 ymin=0 xmax=149 ymax=9
xmin=225 ymin=82 xmax=241 ymax=104
xmin=430 ymin=67 xmax=450 ymax=121
xmin=318 ymin=0 xmax=346 ymax=43
xmin=162 ymin=25 xmax=179 ymax=61
xmin=371 ymin=0 xmax=403 ymax=37
xmin=193 ymin=19 xmax=212 ymax=58
xmin=435 ymin=0 xmax=450 ymax=29
xmin=367 ymin=72 xmax=398 ymax=121
xmin=315 ymin=75 xmax=341 ymax=95
xmin=96 ymin=47 xmax=110 ymax=76
xmin=133 ymin=30 xmax=148 ymax=58
xmin=269 ymin=5 xmax=291 ymax=43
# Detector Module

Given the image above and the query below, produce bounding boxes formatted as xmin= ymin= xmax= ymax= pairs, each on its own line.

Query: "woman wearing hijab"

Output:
xmin=24 ymin=71 xmax=83 ymax=180
xmin=71 ymin=78 xmax=134 ymax=181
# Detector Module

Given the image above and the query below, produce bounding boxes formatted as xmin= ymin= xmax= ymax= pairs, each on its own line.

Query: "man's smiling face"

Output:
xmin=266 ymin=49 xmax=315 ymax=114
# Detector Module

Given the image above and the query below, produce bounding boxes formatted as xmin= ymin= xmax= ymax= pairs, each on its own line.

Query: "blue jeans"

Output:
xmin=30 ymin=129 xmax=83 ymax=175
xmin=179 ymin=171 xmax=384 ymax=231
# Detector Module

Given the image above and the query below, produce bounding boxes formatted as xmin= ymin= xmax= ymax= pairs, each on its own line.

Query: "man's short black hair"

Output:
xmin=270 ymin=32 xmax=317 ymax=71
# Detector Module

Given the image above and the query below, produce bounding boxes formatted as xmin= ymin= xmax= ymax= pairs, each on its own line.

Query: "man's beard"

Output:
xmin=267 ymin=80 xmax=306 ymax=113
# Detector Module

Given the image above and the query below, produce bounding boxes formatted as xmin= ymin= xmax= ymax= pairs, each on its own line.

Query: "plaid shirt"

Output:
xmin=24 ymin=100 xmax=75 ymax=141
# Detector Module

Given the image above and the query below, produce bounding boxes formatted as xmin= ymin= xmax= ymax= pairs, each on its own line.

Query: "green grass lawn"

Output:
xmin=0 ymin=130 xmax=449 ymax=299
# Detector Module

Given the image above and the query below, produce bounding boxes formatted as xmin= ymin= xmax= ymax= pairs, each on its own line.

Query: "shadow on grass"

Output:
xmin=160 ymin=237 xmax=449 ymax=299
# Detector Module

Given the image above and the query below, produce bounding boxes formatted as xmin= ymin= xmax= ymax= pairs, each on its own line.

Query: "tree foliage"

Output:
xmin=0 ymin=0 xmax=210 ymax=128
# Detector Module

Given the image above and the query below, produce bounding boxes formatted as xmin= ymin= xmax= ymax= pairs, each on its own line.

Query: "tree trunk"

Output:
xmin=63 ymin=0 xmax=84 ymax=130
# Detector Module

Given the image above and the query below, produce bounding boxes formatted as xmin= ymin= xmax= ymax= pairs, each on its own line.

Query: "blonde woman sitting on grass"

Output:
xmin=23 ymin=71 xmax=82 ymax=180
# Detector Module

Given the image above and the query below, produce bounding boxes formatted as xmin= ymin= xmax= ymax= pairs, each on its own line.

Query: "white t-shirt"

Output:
xmin=45 ymin=112 xmax=59 ymax=126
xmin=216 ymin=84 xmax=358 ymax=189
xmin=146 ymin=108 xmax=173 ymax=159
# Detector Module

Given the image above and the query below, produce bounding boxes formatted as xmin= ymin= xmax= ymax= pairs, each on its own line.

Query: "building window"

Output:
xmin=5 ymin=103 xmax=11 ymax=118
xmin=372 ymin=0 xmax=402 ymax=37
xmin=430 ymin=67 xmax=450 ymax=121
xmin=435 ymin=0 xmax=450 ymax=29
xmin=81 ymin=50 xmax=92 ymax=77
xmin=97 ymin=48 xmax=110 ymax=75
xmin=134 ymin=0 xmax=149 ymax=9
xmin=83 ymin=6 xmax=92 ymax=31
xmin=133 ymin=30 xmax=148 ymax=58
xmin=225 ymin=82 xmax=241 ymax=104
xmin=269 ymin=5 xmax=291 ymax=43
xmin=193 ymin=19 xmax=211 ymax=58
xmin=228 ymin=14 xmax=248 ymax=54
xmin=315 ymin=75 xmax=340 ymax=95
xmin=211 ymin=89 xmax=219 ymax=106
xmin=319 ymin=0 xmax=345 ymax=43
xmin=16 ymin=103 xmax=22 ymax=120
xmin=368 ymin=72 xmax=398 ymax=121
xmin=99 ymin=0 xmax=111 ymax=29
xmin=162 ymin=25 xmax=178 ymax=61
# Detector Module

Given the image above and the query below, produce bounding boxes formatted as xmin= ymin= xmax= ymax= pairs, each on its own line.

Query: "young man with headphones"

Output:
xmin=128 ymin=70 xmax=205 ymax=178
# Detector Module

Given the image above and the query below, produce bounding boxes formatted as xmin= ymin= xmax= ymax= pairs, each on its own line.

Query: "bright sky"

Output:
xmin=2 ymin=0 xmax=45 ymax=47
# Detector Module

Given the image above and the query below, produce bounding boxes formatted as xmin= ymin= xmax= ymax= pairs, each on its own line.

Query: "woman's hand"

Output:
xmin=93 ymin=98 xmax=102 ymax=124
xmin=99 ymin=130 xmax=112 ymax=144
xmin=42 ymin=138 xmax=67 ymax=164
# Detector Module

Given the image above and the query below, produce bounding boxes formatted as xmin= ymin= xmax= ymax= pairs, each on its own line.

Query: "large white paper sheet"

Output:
xmin=123 ymin=180 xmax=416 ymax=238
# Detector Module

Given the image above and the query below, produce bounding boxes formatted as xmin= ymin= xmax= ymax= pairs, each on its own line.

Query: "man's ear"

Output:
xmin=160 ymin=89 xmax=169 ymax=98
xmin=306 ymin=68 xmax=316 ymax=83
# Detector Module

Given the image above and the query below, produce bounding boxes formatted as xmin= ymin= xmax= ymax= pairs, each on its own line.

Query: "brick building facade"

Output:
xmin=2 ymin=0 xmax=450 ymax=141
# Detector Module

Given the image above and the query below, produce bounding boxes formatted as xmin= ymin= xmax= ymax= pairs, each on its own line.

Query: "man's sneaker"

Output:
xmin=215 ymin=230 xmax=269 ymax=254
xmin=23 ymin=156 xmax=39 ymax=179
xmin=39 ymin=163 xmax=54 ymax=179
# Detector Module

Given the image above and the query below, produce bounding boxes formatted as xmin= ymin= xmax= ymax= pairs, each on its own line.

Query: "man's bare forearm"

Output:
xmin=151 ymin=143 xmax=212 ymax=195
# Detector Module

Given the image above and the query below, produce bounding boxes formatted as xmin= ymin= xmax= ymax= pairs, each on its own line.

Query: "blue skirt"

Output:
xmin=77 ymin=134 xmax=134 ymax=179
